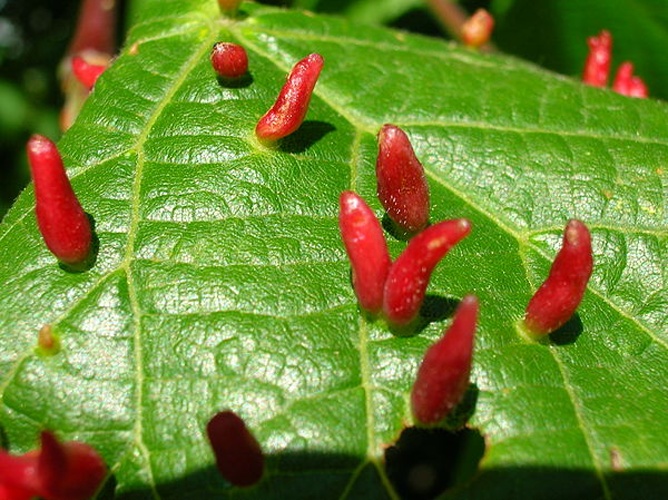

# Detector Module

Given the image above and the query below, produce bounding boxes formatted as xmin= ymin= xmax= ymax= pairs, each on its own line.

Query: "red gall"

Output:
xmin=339 ymin=191 xmax=392 ymax=315
xmin=255 ymin=53 xmax=324 ymax=142
xmin=27 ymin=134 xmax=93 ymax=268
xmin=71 ymin=55 xmax=107 ymax=90
xmin=0 ymin=430 xmax=106 ymax=500
xmin=383 ymin=219 xmax=472 ymax=328
xmin=523 ymin=220 xmax=593 ymax=337
xmin=207 ymin=410 xmax=264 ymax=487
xmin=211 ymin=42 xmax=248 ymax=79
xmin=376 ymin=124 xmax=430 ymax=235
xmin=217 ymin=0 xmax=242 ymax=14
xmin=612 ymin=62 xmax=648 ymax=98
xmin=582 ymin=30 xmax=612 ymax=87
xmin=411 ymin=295 xmax=478 ymax=425
xmin=461 ymin=9 xmax=495 ymax=49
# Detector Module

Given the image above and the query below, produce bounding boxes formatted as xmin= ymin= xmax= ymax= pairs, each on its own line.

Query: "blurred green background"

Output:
xmin=1 ymin=0 xmax=666 ymax=219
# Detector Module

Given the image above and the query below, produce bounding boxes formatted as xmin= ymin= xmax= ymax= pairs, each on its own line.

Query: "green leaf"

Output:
xmin=1 ymin=1 xmax=667 ymax=498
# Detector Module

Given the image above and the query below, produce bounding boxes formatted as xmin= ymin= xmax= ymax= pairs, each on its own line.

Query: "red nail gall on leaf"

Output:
xmin=612 ymin=62 xmax=648 ymax=98
xmin=207 ymin=411 xmax=264 ymax=487
xmin=0 ymin=430 xmax=106 ymax=500
xmin=255 ymin=53 xmax=324 ymax=142
xmin=210 ymin=42 xmax=248 ymax=79
xmin=376 ymin=124 xmax=430 ymax=235
xmin=383 ymin=218 xmax=472 ymax=328
xmin=217 ymin=0 xmax=242 ymax=14
xmin=71 ymin=55 xmax=107 ymax=89
xmin=27 ymin=134 xmax=93 ymax=268
xmin=461 ymin=9 xmax=495 ymax=49
xmin=582 ymin=30 xmax=612 ymax=87
xmin=411 ymin=295 xmax=478 ymax=425
xmin=523 ymin=219 xmax=593 ymax=337
xmin=338 ymin=191 xmax=392 ymax=315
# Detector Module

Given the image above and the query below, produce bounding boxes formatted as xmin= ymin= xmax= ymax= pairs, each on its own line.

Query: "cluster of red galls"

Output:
xmin=582 ymin=30 xmax=648 ymax=98
xmin=339 ymin=120 xmax=593 ymax=427
xmin=15 ymin=6 xmax=624 ymax=495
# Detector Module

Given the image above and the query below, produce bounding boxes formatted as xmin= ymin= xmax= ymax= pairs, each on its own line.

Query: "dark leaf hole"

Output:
xmin=385 ymin=426 xmax=485 ymax=499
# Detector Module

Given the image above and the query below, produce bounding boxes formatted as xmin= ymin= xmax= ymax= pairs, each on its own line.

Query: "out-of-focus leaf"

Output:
xmin=491 ymin=0 xmax=668 ymax=100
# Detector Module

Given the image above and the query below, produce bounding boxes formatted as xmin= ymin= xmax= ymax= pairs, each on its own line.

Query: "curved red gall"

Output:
xmin=71 ymin=55 xmax=107 ymax=89
xmin=207 ymin=411 xmax=264 ymax=487
xmin=383 ymin=218 xmax=472 ymax=328
xmin=339 ymin=191 xmax=392 ymax=315
xmin=376 ymin=124 xmax=430 ymax=235
xmin=523 ymin=219 xmax=593 ymax=337
xmin=255 ymin=53 xmax=324 ymax=142
xmin=27 ymin=135 xmax=92 ymax=267
xmin=411 ymin=295 xmax=478 ymax=425
xmin=210 ymin=42 xmax=248 ymax=79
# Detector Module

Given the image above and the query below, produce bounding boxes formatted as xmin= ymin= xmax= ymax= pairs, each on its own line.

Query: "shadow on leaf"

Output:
xmin=87 ymin=444 xmax=668 ymax=499
xmin=216 ymin=72 xmax=253 ymax=89
xmin=548 ymin=313 xmax=583 ymax=346
xmin=278 ymin=120 xmax=336 ymax=154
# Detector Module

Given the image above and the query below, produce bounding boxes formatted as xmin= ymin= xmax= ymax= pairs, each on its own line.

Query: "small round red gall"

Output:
xmin=211 ymin=42 xmax=248 ymax=79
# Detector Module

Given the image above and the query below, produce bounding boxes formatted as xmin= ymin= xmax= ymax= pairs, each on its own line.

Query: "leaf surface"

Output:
xmin=1 ymin=1 xmax=666 ymax=498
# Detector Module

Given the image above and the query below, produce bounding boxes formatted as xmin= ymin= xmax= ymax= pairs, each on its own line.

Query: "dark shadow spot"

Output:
xmin=388 ymin=7 xmax=443 ymax=38
xmin=389 ymin=295 xmax=460 ymax=337
xmin=385 ymin=425 xmax=485 ymax=499
xmin=0 ymin=425 xmax=7 ymax=449
xmin=381 ymin=213 xmax=430 ymax=241
xmin=96 ymin=472 xmax=118 ymax=500
xmin=58 ymin=212 xmax=98 ymax=273
xmin=549 ymin=313 xmax=583 ymax=346
xmin=420 ymin=295 xmax=459 ymax=323
xmin=278 ymin=120 xmax=336 ymax=154
xmin=216 ymin=72 xmax=253 ymax=89
xmin=441 ymin=384 xmax=479 ymax=431
xmin=65 ymin=445 xmax=668 ymax=498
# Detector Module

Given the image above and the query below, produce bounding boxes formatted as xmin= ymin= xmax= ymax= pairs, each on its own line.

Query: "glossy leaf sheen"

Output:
xmin=0 ymin=1 xmax=667 ymax=498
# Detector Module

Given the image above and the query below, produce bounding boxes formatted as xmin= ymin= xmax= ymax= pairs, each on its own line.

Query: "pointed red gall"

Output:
xmin=461 ymin=9 xmax=495 ymax=48
xmin=376 ymin=124 xmax=430 ymax=235
xmin=38 ymin=431 xmax=106 ymax=500
xmin=67 ymin=0 xmax=117 ymax=57
xmin=411 ymin=295 xmax=478 ymax=425
xmin=211 ymin=42 xmax=248 ymax=79
xmin=523 ymin=220 xmax=593 ymax=337
xmin=255 ymin=53 xmax=324 ymax=142
xmin=0 ymin=431 xmax=105 ymax=500
xmin=71 ymin=55 xmax=107 ymax=89
xmin=27 ymin=135 xmax=93 ymax=267
xmin=612 ymin=62 xmax=648 ymax=98
xmin=207 ymin=411 xmax=264 ymax=488
xmin=582 ymin=30 xmax=612 ymax=87
xmin=383 ymin=219 xmax=471 ymax=328
xmin=339 ymin=191 xmax=392 ymax=315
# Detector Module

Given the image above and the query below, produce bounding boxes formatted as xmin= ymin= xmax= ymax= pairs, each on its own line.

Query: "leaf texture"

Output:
xmin=0 ymin=1 xmax=666 ymax=498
